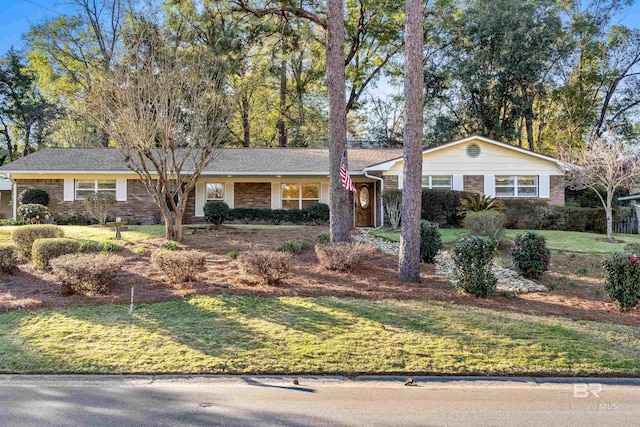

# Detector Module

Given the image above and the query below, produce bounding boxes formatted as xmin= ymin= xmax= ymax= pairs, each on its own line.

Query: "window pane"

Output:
xmin=281 ymin=183 xmax=299 ymax=199
xmin=75 ymin=190 xmax=94 ymax=200
xmin=421 ymin=177 xmax=430 ymax=187
xmin=301 ymin=183 xmax=319 ymax=199
xmin=301 ymin=199 xmax=318 ymax=209
xmin=431 ymin=176 xmax=452 ymax=187
xmin=517 ymin=176 xmax=537 ymax=186
xmin=518 ymin=186 xmax=537 ymax=197
xmin=495 ymin=176 xmax=514 ymax=186
xmin=76 ymin=180 xmax=95 ymax=190
xmin=495 ymin=186 xmax=515 ymax=197
xmin=206 ymin=183 xmax=224 ymax=200
xmin=97 ymin=179 xmax=116 ymax=190
xmin=282 ymin=200 xmax=299 ymax=210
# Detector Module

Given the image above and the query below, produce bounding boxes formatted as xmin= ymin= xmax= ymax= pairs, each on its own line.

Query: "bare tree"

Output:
xmin=398 ymin=0 xmax=424 ymax=282
xmin=91 ymin=19 xmax=228 ymax=241
xmin=565 ymin=129 xmax=640 ymax=240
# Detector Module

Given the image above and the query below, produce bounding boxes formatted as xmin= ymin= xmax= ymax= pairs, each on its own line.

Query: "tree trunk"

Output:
xmin=398 ymin=0 xmax=424 ymax=283
xmin=174 ymin=213 xmax=183 ymax=242
xmin=525 ymin=113 xmax=535 ymax=152
xmin=23 ymin=125 xmax=31 ymax=157
xmin=606 ymin=192 xmax=613 ymax=241
xmin=0 ymin=119 xmax=12 ymax=161
xmin=241 ymin=95 xmax=250 ymax=147
xmin=163 ymin=210 xmax=175 ymax=241
xmin=278 ymin=56 xmax=287 ymax=147
xmin=326 ymin=0 xmax=350 ymax=243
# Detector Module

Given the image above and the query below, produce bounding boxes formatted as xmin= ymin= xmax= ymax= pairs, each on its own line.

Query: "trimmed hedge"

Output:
xmin=421 ymin=189 xmax=468 ymax=227
xmin=203 ymin=201 xmax=230 ymax=225
xmin=12 ymin=225 xmax=65 ymax=258
xmin=227 ymin=207 xmax=313 ymax=225
xmin=0 ymin=245 xmax=17 ymax=273
xmin=19 ymin=188 xmax=49 ymax=206
xmin=50 ymin=253 xmax=123 ymax=295
xmin=238 ymin=250 xmax=292 ymax=285
xmin=32 ymin=238 xmax=81 ymax=270
xmin=151 ymin=249 xmax=207 ymax=284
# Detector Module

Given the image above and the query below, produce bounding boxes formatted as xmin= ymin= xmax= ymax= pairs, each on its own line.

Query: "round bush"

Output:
xmin=238 ymin=250 xmax=292 ymax=285
xmin=511 ymin=231 xmax=550 ymax=279
xmin=452 ymin=236 xmax=497 ymax=297
xmin=0 ymin=244 xmax=17 ymax=273
xmin=50 ymin=253 xmax=123 ymax=295
xmin=32 ymin=238 xmax=81 ymax=270
xmin=420 ymin=220 xmax=443 ymax=263
xmin=12 ymin=225 xmax=64 ymax=257
xmin=18 ymin=204 xmax=50 ymax=225
xmin=19 ymin=188 xmax=49 ymax=206
xmin=602 ymin=253 xmax=640 ymax=311
xmin=203 ymin=201 xmax=230 ymax=225
xmin=306 ymin=203 xmax=330 ymax=225
xmin=151 ymin=249 xmax=207 ymax=284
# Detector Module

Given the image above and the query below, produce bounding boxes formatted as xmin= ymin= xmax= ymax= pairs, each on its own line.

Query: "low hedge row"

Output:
xmin=204 ymin=202 xmax=330 ymax=225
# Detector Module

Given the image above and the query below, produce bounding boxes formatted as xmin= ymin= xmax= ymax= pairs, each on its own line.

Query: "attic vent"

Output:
xmin=466 ymin=143 xmax=481 ymax=158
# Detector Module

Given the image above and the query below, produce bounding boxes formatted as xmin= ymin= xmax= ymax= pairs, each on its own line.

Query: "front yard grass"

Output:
xmin=371 ymin=227 xmax=640 ymax=254
xmin=0 ymin=294 xmax=639 ymax=375
xmin=0 ymin=225 xmax=165 ymax=245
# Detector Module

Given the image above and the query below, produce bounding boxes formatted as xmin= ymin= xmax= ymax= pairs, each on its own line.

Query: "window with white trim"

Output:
xmin=495 ymin=175 xmax=538 ymax=197
xmin=421 ymin=175 xmax=452 ymax=189
xmin=75 ymin=179 xmax=116 ymax=200
xmin=281 ymin=183 xmax=320 ymax=210
xmin=205 ymin=183 xmax=224 ymax=201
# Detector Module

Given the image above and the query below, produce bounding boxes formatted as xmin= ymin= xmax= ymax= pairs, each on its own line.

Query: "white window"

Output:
xmin=205 ymin=183 xmax=224 ymax=201
xmin=421 ymin=175 xmax=452 ymax=189
xmin=495 ymin=176 xmax=538 ymax=197
xmin=281 ymin=183 xmax=320 ymax=210
xmin=75 ymin=179 xmax=117 ymax=200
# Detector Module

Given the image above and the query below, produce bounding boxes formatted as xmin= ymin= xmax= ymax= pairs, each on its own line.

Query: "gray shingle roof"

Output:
xmin=0 ymin=148 xmax=404 ymax=174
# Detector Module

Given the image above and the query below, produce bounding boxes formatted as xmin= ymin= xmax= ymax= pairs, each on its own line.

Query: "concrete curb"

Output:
xmin=0 ymin=375 xmax=640 ymax=387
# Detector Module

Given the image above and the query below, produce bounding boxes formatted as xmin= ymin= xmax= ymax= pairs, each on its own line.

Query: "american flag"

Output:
xmin=340 ymin=149 xmax=356 ymax=193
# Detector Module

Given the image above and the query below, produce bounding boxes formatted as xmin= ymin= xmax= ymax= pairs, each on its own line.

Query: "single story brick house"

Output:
xmin=0 ymin=135 xmax=565 ymax=227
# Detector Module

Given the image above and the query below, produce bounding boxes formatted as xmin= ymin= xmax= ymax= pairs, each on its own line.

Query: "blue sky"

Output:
xmin=1 ymin=0 xmax=640 ymax=55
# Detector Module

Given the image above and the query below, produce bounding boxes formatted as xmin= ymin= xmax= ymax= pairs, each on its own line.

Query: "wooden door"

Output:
xmin=355 ymin=183 xmax=374 ymax=227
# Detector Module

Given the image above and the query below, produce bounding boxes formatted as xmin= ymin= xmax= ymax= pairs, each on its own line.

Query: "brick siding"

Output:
xmin=382 ymin=175 xmax=398 ymax=191
xmin=234 ymin=183 xmax=271 ymax=208
xmin=463 ymin=175 xmax=484 ymax=195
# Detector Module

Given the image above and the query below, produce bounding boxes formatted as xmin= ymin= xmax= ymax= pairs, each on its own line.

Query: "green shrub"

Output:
xmin=624 ymin=243 xmax=640 ymax=254
xmin=382 ymin=190 xmax=402 ymax=229
xmin=503 ymin=199 xmax=547 ymax=229
xmin=316 ymin=232 xmax=330 ymax=244
xmin=203 ymin=201 xmax=230 ymax=225
xmin=82 ymin=192 xmax=116 ymax=225
xmin=133 ymin=247 xmax=147 ymax=255
xmin=100 ymin=240 xmax=123 ymax=254
xmin=452 ymin=236 xmax=498 ymax=297
xmin=228 ymin=207 xmax=308 ymax=224
xmin=151 ymin=249 xmax=207 ymax=284
xmin=278 ymin=239 xmax=310 ymax=253
xmin=270 ymin=209 xmax=289 ymax=225
xmin=50 ymin=253 xmax=123 ymax=295
xmin=419 ymin=220 xmax=444 ymax=263
xmin=18 ymin=204 xmax=50 ymax=225
xmin=561 ymin=207 xmax=606 ymax=233
xmin=314 ymin=242 xmax=377 ymax=271
xmin=421 ymin=189 xmax=468 ymax=227
xmin=19 ymin=188 xmax=49 ymax=206
xmin=228 ymin=249 xmax=238 ymax=259
xmin=464 ymin=211 xmax=506 ymax=242
xmin=32 ymin=238 xmax=81 ymax=270
xmin=65 ymin=213 xmax=95 ymax=226
xmin=306 ymin=203 xmax=330 ymax=225
xmin=79 ymin=239 xmax=102 ymax=252
xmin=162 ymin=240 xmax=180 ymax=251
xmin=602 ymin=253 xmax=640 ymax=311
xmin=511 ymin=231 xmax=550 ymax=279
xmin=12 ymin=225 xmax=64 ymax=257
xmin=238 ymin=250 xmax=292 ymax=285
xmin=460 ymin=193 xmax=505 ymax=213
xmin=0 ymin=245 xmax=17 ymax=273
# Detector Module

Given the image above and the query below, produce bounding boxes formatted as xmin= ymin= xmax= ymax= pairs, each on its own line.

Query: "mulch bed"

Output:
xmin=0 ymin=225 xmax=638 ymax=327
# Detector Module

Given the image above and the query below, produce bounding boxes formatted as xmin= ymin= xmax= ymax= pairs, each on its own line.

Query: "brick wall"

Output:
xmin=463 ymin=175 xmax=484 ymax=194
xmin=382 ymin=175 xmax=398 ymax=191
xmin=234 ymin=183 xmax=271 ymax=208
xmin=550 ymin=175 xmax=565 ymax=206
xmin=15 ymin=178 xmax=201 ymax=224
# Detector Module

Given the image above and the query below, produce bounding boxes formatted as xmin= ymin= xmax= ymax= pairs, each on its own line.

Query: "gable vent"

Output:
xmin=466 ymin=143 xmax=481 ymax=158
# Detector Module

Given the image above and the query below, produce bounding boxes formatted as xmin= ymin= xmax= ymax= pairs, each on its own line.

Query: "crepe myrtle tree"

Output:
xmin=92 ymin=17 xmax=228 ymax=241
xmin=565 ymin=129 xmax=640 ymax=241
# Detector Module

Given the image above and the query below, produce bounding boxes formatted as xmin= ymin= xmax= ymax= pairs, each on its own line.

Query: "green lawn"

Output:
xmin=371 ymin=227 xmax=640 ymax=254
xmin=0 ymin=295 xmax=638 ymax=375
xmin=0 ymin=225 xmax=165 ymax=245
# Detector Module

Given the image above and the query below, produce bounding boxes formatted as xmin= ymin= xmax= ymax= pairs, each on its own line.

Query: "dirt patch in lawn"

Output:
xmin=0 ymin=225 xmax=638 ymax=327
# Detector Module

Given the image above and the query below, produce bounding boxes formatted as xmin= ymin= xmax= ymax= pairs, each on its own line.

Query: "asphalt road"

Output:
xmin=0 ymin=376 xmax=638 ymax=426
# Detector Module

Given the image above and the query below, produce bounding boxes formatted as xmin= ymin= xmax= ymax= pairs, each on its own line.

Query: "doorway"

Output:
xmin=355 ymin=183 xmax=374 ymax=227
